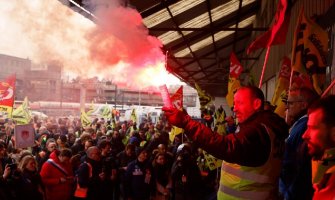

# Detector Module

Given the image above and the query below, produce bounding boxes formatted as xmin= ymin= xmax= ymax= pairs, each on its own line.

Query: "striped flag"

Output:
xmin=0 ymin=74 xmax=16 ymax=118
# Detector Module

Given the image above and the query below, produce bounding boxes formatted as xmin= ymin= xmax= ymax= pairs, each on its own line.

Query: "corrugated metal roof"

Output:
xmin=59 ymin=0 xmax=265 ymax=97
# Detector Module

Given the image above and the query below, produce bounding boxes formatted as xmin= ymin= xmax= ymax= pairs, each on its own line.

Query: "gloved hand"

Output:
xmin=162 ymin=106 xmax=188 ymax=128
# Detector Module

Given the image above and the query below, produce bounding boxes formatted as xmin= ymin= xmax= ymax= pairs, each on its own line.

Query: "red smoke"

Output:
xmin=0 ymin=0 xmax=181 ymax=90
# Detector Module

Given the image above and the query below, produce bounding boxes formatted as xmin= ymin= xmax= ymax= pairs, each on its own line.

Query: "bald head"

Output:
xmin=87 ymin=146 xmax=101 ymax=161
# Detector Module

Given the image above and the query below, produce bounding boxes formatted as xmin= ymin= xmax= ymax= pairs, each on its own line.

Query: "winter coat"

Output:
xmin=40 ymin=151 xmax=74 ymax=200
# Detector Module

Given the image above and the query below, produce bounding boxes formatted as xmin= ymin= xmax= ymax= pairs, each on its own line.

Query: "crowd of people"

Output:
xmin=0 ymin=105 xmax=219 ymax=200
xmin=0 ymin=85 xmax=334 ymax=200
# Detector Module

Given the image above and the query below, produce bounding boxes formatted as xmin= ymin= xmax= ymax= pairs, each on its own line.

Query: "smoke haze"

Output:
xmin=0 ymin=0 xmax=181 ymax=89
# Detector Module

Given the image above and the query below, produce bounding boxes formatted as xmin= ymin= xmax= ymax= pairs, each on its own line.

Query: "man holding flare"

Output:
xmin=162 ymin=86 xmax=288 ymax=200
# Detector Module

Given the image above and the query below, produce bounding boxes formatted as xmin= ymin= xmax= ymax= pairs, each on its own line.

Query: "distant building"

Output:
xmin=0 ymin=54 xmax=198 ymax=116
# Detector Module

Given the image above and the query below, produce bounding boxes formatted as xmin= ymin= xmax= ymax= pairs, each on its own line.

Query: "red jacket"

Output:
xmin=40 ymin=150 xmax=74 ymax=200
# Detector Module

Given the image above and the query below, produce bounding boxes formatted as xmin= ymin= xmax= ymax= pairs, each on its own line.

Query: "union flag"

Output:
xmin=170 ymin=85 xmax=183 ymax=110
xmin=0 ymin=74 xmax=16 ymax=117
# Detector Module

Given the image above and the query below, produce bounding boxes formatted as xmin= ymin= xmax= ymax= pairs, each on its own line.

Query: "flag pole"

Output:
xmin=258 ymin=46 xmax=271 ymax=88
xmin=321 ymin=79 xmax=335 ymax=98
xmin=285 ymin=68 xmax=294 ymax=122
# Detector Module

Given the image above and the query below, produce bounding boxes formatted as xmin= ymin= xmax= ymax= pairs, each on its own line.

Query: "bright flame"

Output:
xmin=138 ymin=62 xmax=182 ymax=87
xmin=0 ymin=0 xmax=183 ymax=90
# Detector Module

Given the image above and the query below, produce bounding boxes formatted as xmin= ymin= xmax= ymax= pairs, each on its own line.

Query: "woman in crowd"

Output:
xmin=15 ymin=155 xmax=45 ymax=200
xmin=152 ymin=153 xmax=172 ymax=200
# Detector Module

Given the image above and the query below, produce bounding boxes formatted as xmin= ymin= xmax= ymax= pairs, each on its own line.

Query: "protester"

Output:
xmin=40 ymin=148 xmax=74 ymax=200
xmin=15 ymin=155 xmax=45 ymax=200
xmin=71 ymin=132 xmax=92 ymax=155
xmin=279 ymin=87 xmax=319 ymax=199
xmin=74 ymin=146 xmax=105 ymax=200
xmin=116 ymin=143 xmax=137 ymax=199
xmin=0 ymin=141 xmax=15 ymax=200
xmin=124 ymin=148 xmax=154 ymax=200
xmin=171 ymin=143 xmax=204 ymax=200
xmin=36 ymin=138 xmax=57 ymax=171
xmin=151 ymin=144 xmax=173 ymax=164
xmin=152 ymin=153 xmax=172 ymax=200
xmin=98 ymin=139 xmax=118 ymax=200
xmin=302 ymin=95 xmax=335 ymax=199
xmin=163 ymin=86 xmax=289 ymax=199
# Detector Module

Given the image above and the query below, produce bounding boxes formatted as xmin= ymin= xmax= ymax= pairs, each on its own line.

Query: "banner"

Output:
xmin=170 ymin=86 xmax=183 ymax=110
xmin=15 ymin=124 xmax=35 ymax=148
xmin=291 ymin=8 xmax=329 ymax=94
xmin=247 ymin=0 xmax=290 ymax=54
xmin=226 ymin=52 xmax=243 ymax=108
xmin=195 ymin=83 xmax=212 ymax=110
xmin=0 ymin=74 xmax=16 ymax=118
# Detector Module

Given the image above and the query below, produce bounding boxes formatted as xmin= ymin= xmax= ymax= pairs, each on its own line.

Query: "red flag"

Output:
xmin=0 ymin=74 xmax=16 ymax=117
xmin=229 ymin=52 xmax=243 ymax=78
xmin=170 ymin=86 xmax=183 ymax=110
xmin=226 ymin=52 xmax=243 ymax=108
xmin=247 ymin=0 xmax=290 ymax=54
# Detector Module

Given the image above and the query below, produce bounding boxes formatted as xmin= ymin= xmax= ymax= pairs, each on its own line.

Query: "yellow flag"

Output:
xmin=226 ymin=77 xmax=241 ymax=109
xmin=130 ymin=108 xmax=137 ymax=123
xmin=291 ymin=8 xmax=329 ymax=94
xmin=203 ymin=151 xmax=222 ymax=171
xmin=12 ymin=97 xmax=32 ymax=125
xmin=194 ymin=83 xmax=212 ymax=110
xmin=86 ymin=101 xmax=95 ymax=116
xmin=214 ymin=109 xmax=226 ymax=135
xmin=169 ymin=126 xmax=184 ymax=142
xmin=274 ymin=90 xmax=288 ymax=118
xmin=101 ymin=104 xmax=112 ymax=119
xmin=271 ymin=57 xmax=291 ymax=118
xmin=80 ymin=109 xmax=91 ymax=127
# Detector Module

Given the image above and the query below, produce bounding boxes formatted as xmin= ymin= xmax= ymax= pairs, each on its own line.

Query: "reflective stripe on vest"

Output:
xmin=222 ymin=162 xmax=272 ymax=183
xmin=219 ymin=184 xmax=271 ymax=199
xmin=218 ymin=123 xmax=282 ymax=200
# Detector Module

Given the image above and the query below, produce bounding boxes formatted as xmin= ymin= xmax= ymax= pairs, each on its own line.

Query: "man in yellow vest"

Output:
xmin=163 ymin=86 xmax=289 ymax=199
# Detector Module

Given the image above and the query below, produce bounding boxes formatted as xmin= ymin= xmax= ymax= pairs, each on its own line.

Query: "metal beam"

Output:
xmin=149 ymin=27 xmax=268 ymax=31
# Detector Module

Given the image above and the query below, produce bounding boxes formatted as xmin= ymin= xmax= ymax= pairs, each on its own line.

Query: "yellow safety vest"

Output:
xmin=218 ymin=124 xmax=283 ymax=200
